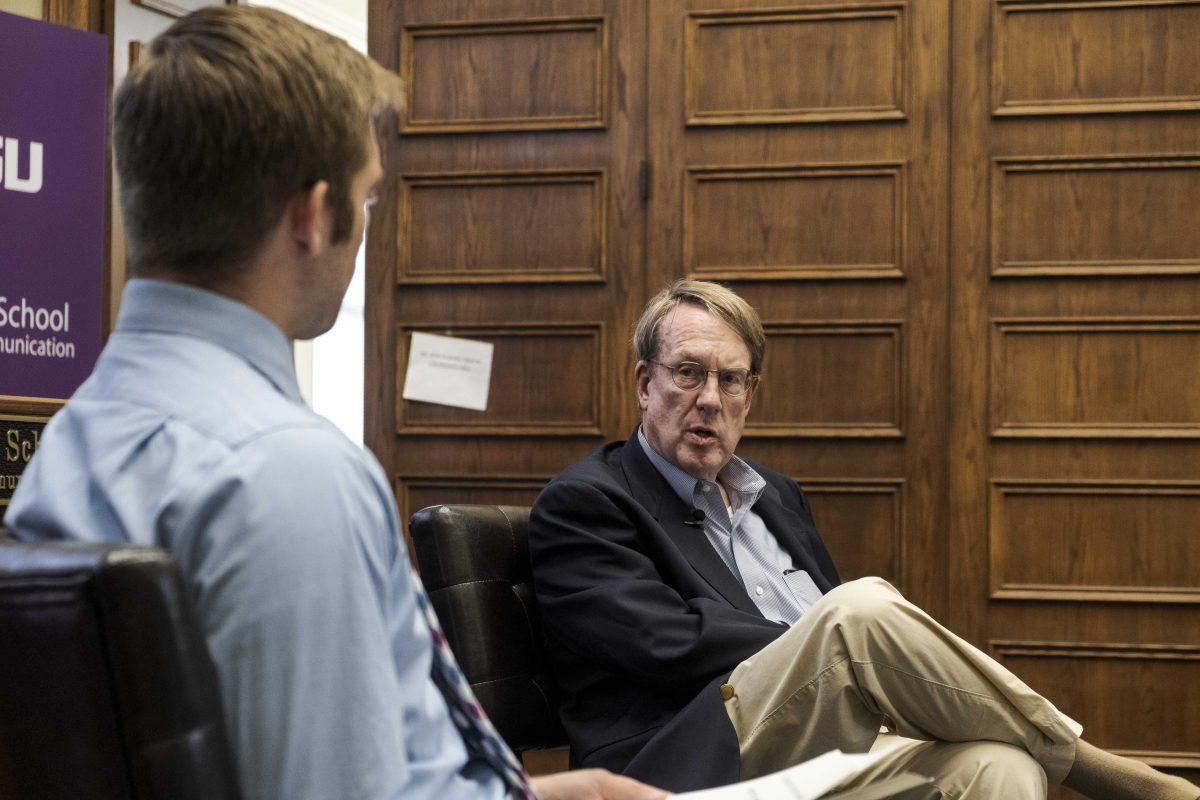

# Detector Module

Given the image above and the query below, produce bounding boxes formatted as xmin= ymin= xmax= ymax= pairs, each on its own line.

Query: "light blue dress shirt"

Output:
xmin=637 ymin=428 xmax=823 ymax=624
xmin=5 ymin=279 xmax=505 ymax=800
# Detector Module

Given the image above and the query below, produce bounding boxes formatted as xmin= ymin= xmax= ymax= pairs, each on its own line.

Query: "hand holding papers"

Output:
xmin=402 ymin=332 xmax=494 ymax=412
xmin=675 ymin=746 xmax=930 ymax=800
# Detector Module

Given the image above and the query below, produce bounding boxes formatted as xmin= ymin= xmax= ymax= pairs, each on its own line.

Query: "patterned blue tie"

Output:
xmin=409 ymin=564 xmax=538 ymax=799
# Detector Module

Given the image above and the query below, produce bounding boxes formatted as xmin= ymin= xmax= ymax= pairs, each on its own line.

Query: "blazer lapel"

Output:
xmin=620 ymin=437 xmax=763 ymax=616
xmin=752 ymin=483 xmax=837 ymax=594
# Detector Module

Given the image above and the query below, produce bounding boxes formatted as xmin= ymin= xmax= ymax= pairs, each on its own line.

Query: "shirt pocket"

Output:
xmin=783 ymin=569 xmax=824 ymax=612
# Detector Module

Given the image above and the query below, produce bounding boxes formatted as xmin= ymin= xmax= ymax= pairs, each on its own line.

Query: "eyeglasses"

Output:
xmin=650 ymin=360 xmax=758 ymax=396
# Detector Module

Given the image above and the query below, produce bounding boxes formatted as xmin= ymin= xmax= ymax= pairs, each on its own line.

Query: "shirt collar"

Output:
xmin=114 ymin=278 xmax=303 ymax=404
xmin=636 ymin=426 xmax=766 ymax=509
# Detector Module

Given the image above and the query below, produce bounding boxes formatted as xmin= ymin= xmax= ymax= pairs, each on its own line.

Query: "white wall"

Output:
xmin=247 ymin=0 xmax=365 ymax=45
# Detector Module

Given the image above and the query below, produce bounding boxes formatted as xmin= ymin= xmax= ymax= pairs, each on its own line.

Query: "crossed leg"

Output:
xmin=722 ymin=578 xmax=1199 ymax=800
xmin=829 ymin=735 xmax=1046 ymax=800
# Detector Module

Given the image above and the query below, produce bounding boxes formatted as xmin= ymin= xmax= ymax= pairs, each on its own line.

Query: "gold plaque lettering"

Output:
xmin=0 ymin=414 xmax=49 ymax=506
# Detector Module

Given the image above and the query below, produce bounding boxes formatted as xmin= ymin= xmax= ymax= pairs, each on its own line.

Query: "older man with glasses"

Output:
xmin=529 ymin=279 xmax=1200 ymax=800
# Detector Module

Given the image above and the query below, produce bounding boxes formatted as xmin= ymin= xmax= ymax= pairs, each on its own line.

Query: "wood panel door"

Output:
xmin=949 ymin=1 xmax=1200 ymax=792
xmin=367 ymin=0 xmax=647 ymax=539
xmin=369 ymin=0 xmax=1197 ymax=780
xmin=645 ymin=0 xmax=951 ymax=615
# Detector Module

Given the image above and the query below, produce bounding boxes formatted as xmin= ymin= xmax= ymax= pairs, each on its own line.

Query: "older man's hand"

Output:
xmin=530 ymin=769 xmax=670 ymax=800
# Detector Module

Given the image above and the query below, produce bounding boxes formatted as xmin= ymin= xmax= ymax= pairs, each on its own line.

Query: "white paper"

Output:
xmin=675 ymin=744 xmax=905 ymax=800
xmin=402 ymin=332 xmax=494 ymax=412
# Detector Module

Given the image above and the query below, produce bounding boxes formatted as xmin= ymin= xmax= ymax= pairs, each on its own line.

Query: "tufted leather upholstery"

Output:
xmin=0 ymin=539 xmax=240 ymax=800
xmin=409 ymin=504 xmax=566 ymax=754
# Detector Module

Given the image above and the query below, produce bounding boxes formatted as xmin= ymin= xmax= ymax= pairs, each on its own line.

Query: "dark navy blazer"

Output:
xmin=529 ymin=436 xmax=841 ymax=792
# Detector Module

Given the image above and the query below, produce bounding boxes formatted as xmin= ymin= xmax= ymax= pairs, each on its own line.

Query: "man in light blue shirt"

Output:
xmin=4 ymin=8 xmax=662 ymax=800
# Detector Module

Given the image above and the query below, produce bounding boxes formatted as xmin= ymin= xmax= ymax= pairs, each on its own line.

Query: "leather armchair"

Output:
xmin=0 ymin=539 xmax=240 ymax=800
xmin=409 ymin=504 xmax=566 ymax=755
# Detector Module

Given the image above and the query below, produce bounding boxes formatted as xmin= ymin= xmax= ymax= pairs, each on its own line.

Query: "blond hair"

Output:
xmin=633 ymin=280 xmax=766 ymax=374
xmin=114 ymin=6 xmax=401 ymax=279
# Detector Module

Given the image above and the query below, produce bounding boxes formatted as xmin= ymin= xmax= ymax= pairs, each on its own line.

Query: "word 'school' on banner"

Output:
xmin=1 ymin=11 xmax=107 ymax=401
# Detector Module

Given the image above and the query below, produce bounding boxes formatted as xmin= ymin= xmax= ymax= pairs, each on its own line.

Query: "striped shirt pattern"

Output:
xmin=408 ymin=564 xmax=538 ymax=800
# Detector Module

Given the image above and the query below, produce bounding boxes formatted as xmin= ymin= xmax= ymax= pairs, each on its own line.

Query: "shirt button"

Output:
xmin=755 ymin=585 xmax=764 ymax=596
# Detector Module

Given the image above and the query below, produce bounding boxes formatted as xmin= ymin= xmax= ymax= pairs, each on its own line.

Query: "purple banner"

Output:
xmin=0 ymin=12 xmax=107 ymax=400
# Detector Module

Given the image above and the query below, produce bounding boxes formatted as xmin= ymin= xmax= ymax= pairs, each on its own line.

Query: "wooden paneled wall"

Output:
xmin=368 ymin=0 xmax=1200 ymax=786
xmin=951 ymin=1 xmax=1200 ymax=794
xmin=368 ymin=0 xmax=647 ymax=558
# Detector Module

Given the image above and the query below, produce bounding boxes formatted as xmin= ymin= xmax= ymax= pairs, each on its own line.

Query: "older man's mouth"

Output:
xmin=685 ymin=426 xmax=718 ymax=445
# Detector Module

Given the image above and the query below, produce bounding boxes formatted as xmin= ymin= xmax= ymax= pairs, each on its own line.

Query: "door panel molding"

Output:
xmin=684 ymin=2 xmax=909 ymax=125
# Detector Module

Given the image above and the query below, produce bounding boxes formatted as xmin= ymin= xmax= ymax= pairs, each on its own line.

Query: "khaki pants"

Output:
xmin=722 ymin=578 xmax=1083 ymax=799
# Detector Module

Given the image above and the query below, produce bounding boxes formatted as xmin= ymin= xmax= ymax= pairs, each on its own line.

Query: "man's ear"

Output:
xmin=634 ymin=360 xmax=651 ymax=411
xmin=288 ymin=180 xmax=331 ymax=255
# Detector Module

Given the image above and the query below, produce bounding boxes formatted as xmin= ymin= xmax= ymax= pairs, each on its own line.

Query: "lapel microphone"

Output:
xmin=683 ymin=509 xmax=706 ymax=528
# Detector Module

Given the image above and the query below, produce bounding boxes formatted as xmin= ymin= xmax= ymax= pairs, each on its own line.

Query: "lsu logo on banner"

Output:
xmin=0 ymin=137 xmax=44 ymax=194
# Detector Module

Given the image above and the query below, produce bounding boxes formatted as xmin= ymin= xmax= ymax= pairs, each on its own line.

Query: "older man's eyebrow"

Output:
xmin=675 ymin=352 xmax=750 ymax=370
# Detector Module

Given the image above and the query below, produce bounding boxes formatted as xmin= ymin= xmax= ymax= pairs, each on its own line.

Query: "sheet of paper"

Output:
xmin=402 ymin=332 xmax=494 ymax=412
xmin=675 ymin=744 xmax=907 ymax=800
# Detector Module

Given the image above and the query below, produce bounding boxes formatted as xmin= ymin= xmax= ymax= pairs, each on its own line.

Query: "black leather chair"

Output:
xmin=409 ymin=504 xmax=566 ymax=756
xmin=0 ymin=539 xmax=241 ymax=800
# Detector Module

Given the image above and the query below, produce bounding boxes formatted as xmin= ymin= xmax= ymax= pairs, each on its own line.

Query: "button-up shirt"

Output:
xmin=637 ymin=428 xmax=822 ymax=624
xmin=5 ymin=279 xmax=505 ymax=800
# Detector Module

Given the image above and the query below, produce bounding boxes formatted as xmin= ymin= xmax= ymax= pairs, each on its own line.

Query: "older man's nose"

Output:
xmin=695 ymin=372 xmax=723 ymax=409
